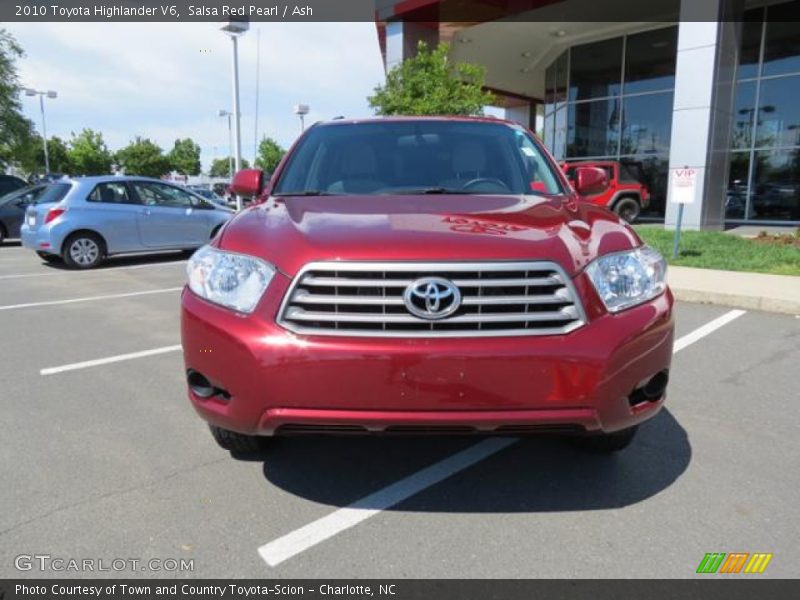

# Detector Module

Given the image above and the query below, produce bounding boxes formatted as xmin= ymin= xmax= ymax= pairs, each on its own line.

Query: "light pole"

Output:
xmin=254 ymin=27 xmax=261 ymax=164
xmin=294 ymin=104 xmax=310 ymax=133
xmin=24 ymin=88 xmax=58 ymax=174
xmin=220 ymin=18 xmax=249 ymax=211
xmin=217 ymin=109 xmax=233 ymax=179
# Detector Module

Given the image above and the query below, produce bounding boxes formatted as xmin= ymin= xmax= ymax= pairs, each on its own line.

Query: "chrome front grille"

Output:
xmin=277 ymin=261 xmax=586 ymax=337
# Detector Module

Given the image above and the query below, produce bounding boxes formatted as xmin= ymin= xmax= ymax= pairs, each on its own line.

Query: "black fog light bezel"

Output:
xmin=187 ymin=370 xmax=230 ymax=400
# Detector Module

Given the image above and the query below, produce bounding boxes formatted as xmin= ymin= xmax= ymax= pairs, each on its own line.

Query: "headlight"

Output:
xmin=187 ymin=246 xmax=275 ymax=313
xmin=586 ymin=246 xmax=667 ymax=313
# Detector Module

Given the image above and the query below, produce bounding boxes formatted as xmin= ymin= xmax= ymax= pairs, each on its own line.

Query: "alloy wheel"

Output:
xmin=69 ymin=238 xmax=100 ymax=266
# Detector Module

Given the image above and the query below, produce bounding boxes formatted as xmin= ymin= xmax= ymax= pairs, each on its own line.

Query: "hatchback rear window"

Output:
xmin=31 ymin=183 xmax=71 ymax=205
xmin=274 ymin=121 xmax=564 ymax=196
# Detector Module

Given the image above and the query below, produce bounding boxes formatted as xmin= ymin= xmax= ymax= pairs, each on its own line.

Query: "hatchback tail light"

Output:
xmin=44 ymin=207 xmax=67 ymax=224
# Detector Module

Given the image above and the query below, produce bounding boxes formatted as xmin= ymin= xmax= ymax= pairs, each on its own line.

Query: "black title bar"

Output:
xmin=2 ymin=580 xmax=800 ymax=600
xmin=5 ymin=0 xmax=795 ymax=23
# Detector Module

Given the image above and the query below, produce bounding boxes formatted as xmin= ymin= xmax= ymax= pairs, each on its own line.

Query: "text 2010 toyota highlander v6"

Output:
xmin=182 ymin=117 xmax=673 ymax=454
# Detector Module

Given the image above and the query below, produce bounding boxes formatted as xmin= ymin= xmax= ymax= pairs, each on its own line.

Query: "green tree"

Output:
xmin=254 ymin=136 xmax=285 ymax=174
xmin=20 ymin=134 xmax=72 ymax=174
xmin=68 ymin=129 xmax=113 ymax=175
xmin=368 ymin=42 xmax=494 ymax=116
xmin=0 ymin=29 xmax=36 ymax=171
xmin=46 ymin=136 xmax=72 ymax=173
xmin=209 ymin=156 xmax=249 ymax=178
xmin=169 ymin=137 xmax=201 ymax=176
xmin=115 ymin=137 xmax=171 ymax=178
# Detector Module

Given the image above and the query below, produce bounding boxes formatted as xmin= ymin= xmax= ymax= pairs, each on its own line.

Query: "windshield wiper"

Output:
xmin=393 ymin=187 xmax=466 ymax=195
xmin=273 ymin=190 xmax=342 ymax=197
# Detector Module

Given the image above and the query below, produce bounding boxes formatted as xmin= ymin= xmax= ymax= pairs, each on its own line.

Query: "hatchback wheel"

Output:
xmin=63 ymin=233 xmax=104 ymax=269
xmin=614 ymin=197 xmax=641 ymax=223
xmin=209 ymin=425 xmax=268 ymax=453
xmin=570 ymin=426 xmax=638 ymax=453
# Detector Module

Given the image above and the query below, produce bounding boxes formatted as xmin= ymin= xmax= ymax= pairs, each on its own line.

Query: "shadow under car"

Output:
xmin=241 ymin=408 xmax=691 ymax=513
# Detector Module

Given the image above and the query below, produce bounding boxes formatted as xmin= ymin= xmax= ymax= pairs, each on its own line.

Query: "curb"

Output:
xmin=671 ymin=288 xmax=800 ymax=315
xmin=666 ymin=266 xmax=800 ymax=315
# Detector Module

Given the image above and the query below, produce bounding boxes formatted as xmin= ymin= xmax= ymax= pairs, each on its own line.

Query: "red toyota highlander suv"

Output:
xmin=182 ymin=117 xmax=673 ymax=454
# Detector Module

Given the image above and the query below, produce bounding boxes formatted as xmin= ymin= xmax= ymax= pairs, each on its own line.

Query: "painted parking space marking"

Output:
xmin=0 ymin=287 xmax=182 ymax=311
xmin=255 ymin=308 xmax=748 ymax=568
xmin=40 ymin=345 xmax=182 ymax=376
xmin=0 ymin=259 xmax=187 ymax=280
xmin=673 ymin=309 xmax=747 ymax=353
xmin=34 ymin=308 xmax=748 ymax=379
xmin=257 ymin=437 xmax=518 ymax=567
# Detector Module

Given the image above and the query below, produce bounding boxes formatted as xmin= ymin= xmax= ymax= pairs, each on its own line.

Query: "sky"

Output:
xmin=6 ymin=22 xmax=386 ymax=171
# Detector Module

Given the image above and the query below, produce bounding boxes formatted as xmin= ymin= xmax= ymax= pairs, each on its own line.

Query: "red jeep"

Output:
xmin=563 ymin=161 xmax=650 ymax=223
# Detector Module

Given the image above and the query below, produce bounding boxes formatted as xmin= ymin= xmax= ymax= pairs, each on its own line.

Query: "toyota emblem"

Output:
xmin=403 ymin=277 xmax=462 ymax=320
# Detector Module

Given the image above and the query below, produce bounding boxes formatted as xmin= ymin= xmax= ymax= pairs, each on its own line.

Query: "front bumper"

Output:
xmin=181 ymin=276 xmax=674 ymax=436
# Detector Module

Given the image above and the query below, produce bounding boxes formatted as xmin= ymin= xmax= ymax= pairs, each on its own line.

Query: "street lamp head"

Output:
xmin=220 ymin=18 xmax=249 ymax=35
xmin=24 ymin=88 xmax=37 ymax=96
xmin=218 ymin=109 xmax=230 ymax=117
xmin=294 ymin=104 xmax=310 ymax=116
xmin=46 ymin=90 xmax=58 ymax=99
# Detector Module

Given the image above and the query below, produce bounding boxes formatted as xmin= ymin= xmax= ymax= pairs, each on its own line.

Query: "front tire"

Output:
xmin=209 ymin=425 xmax=267 ymax=453
xmin=63 ymin=232 xmax=105 ymax=269
xmin=570 ymin=426 xmax=638 ymax=453
xmin=613 ymin=197 xmax=641 ymax=223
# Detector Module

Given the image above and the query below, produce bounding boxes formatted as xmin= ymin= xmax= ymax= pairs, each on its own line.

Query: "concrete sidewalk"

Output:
xmin=668 ymin=266 xmax=800 ymax=314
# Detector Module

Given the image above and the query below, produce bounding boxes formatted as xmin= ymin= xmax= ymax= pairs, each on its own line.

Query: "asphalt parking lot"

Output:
xmin=1 ymin=242 xmax=798 ymax=579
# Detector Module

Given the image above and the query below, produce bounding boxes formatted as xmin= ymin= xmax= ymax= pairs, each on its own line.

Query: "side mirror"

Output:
xmin=575 ymin=167 xmax=608 ymax=196
xmin=231 ymin=168 xmax=264 ymax=198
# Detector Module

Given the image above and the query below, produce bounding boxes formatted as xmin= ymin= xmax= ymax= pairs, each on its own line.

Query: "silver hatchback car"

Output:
xmin=21 ymin=176 xmax=233 ymax=269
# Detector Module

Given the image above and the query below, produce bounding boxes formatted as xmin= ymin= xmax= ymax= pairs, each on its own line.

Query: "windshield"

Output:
xmin=0 ymin=186 xmax=41 ymax=206
xmin=192 ymin=189 xmax=219 ymax=200
xmin=273 ymin=120 xmax=564 ymax=196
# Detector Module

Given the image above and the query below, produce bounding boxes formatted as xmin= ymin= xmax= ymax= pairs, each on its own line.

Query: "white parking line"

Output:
xmin=0 ymin=287 xmax=182 ymax=311
xmin=673 ymin=309 xmax=747 ymax=353
xmin=255 ymin=308 xmax=748 ymax=567
xmin=0 ymin=260 xmax=187 ymax=280
xmin=40 ymin=345 xmax=182 ymax=376
xmin=258 ymin=437 xmax=517 ymax=567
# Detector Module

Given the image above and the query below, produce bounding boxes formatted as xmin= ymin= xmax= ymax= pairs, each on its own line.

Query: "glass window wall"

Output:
xmin=727 ymin=1 xmax=800 ymax=222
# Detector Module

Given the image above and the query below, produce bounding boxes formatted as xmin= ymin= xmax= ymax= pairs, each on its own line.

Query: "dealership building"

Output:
xmin=375 ymin=0 xmax=800 ymax=229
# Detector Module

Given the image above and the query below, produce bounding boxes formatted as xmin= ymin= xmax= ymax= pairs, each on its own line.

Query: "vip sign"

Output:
xmin=670 ymin=167 xmax=697 ymax=204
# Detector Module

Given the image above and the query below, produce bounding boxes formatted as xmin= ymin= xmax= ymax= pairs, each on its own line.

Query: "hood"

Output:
xmin=217 ymin=194 xmax=641 ymax=277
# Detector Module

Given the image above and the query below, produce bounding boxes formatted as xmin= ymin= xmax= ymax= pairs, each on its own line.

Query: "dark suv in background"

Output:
xmin=0 ymin=184 xmax=68 ymax=244
xmin=0 ymin=174 xmax=27 ymax=198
